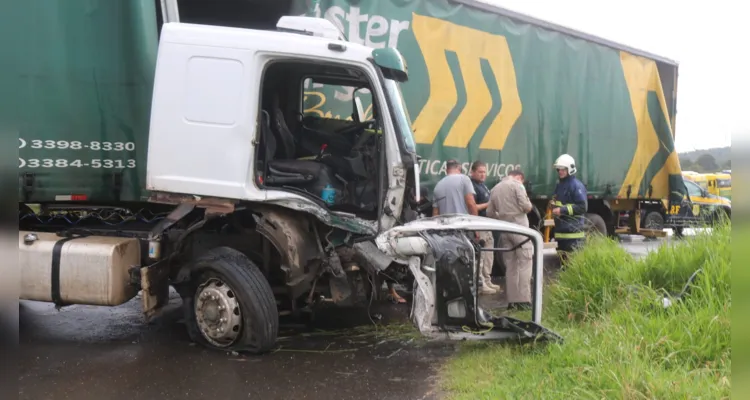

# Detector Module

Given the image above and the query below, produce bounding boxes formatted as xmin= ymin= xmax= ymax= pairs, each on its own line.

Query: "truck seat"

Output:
xmin=260 ymin=108 xmax=347 ymax=205
xmin=271 ymin=106 xmax=297 ymax=159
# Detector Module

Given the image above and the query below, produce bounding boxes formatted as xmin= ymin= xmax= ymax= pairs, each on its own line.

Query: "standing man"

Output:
xmin=550 ymin=154 xmax=588 ymax=261
xmin=487 ymin=170 xmax=534 ymax=309
xmin=469 ymin=161 xmax=500 ymax=294
xmin=432 ymin=159 xmax=478 ymax=217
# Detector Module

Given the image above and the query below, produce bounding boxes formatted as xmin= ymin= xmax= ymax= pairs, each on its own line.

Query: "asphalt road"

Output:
xmin=18 ymin=237 xmax=674 ymax=400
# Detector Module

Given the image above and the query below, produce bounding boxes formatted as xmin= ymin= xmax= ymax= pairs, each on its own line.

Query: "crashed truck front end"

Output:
xmin=376 ymin=215 xmax=561 ymax=342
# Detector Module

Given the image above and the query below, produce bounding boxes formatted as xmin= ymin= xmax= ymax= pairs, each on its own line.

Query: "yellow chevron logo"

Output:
xmin=411 ymin=13 xmax=522 ymax=150
xmin=618 ymin=52 xmax=678 ymax=199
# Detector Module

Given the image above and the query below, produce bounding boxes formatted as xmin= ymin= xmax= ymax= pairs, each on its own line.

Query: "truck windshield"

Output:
xmin=383 ymin=78 xmax=416 ymax=153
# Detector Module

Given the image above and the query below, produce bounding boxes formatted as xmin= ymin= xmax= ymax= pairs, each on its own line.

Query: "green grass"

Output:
xmin=442 ymin=224 xmax=731 ymax=400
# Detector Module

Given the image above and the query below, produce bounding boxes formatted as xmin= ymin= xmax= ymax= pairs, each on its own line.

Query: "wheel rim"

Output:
xmin=645 ymin=217 xmax=661 ymax=230
xmin=194 ymin=278 xmax=243 ymax=348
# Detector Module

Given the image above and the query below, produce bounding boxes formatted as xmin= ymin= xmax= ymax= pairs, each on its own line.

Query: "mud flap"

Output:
xmin=140 ymin=260 xmax=171 ymax=320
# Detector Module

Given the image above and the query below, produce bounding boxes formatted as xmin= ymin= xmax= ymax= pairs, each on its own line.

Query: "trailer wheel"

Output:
xmin=642 ymin=211 xmax=665 ymax=230
xmin=183 ymin=247 xmax=278 ymax=354
xmin=583 ymin=213 xmax=607 ymax=237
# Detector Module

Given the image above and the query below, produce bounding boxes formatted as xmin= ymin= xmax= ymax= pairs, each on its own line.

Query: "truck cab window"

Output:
xmin=302 ymin=79 xmax=373 ymax=122
xmin=257 ymin=62 xmax=382 ymax=219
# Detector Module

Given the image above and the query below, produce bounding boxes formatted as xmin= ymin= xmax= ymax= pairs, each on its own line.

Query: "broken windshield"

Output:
xmin=383 ymin=78 xmax=416 ymax=153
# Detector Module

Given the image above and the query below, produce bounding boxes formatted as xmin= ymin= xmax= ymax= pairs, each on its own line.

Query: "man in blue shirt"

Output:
xmin=550 ymin=154 xmax=588 ymax=260
xmin=470 ymin=161 xmax=491 ymax=217
xmin=470 ymin=161 xmax=500 ymax=294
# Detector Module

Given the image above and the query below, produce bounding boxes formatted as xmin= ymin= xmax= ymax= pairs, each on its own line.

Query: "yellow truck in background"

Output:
xmin=713 ymin=173 xmax=732 ymax=200
xmin=683 ymin=171 xmax=732 ymax=200
xmin=683 ymin=172 xmax=708 ymax=191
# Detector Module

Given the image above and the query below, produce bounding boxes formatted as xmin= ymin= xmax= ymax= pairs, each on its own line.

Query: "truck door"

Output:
xmin=676 ymin=179 xmax=725 ymax=226
xmin=668 ymin=178 xmax=702 ymax=226
xmin=683 ymin=179 xmax=705 ymax=221
xmin=146 ymin=22 xmax=268 ymax=201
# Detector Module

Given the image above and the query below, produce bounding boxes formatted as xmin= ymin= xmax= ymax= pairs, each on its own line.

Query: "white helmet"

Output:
xmin=553 ymin=154 xmax=577 ymax=175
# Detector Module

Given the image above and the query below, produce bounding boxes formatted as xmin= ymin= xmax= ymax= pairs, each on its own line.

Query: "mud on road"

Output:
xmin=19 ymin=289 xmax=457 ymax=400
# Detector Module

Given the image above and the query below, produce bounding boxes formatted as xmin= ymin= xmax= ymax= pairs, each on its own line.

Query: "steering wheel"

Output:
xmin=334 ymin=119 xmax=376 ymax=136
xmin=351 ymin=121 xmax=383 ymax=152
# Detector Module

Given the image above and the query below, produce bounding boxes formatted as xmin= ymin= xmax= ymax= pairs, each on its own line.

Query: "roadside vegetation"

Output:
xmin=442 ymin=223 xmax=731 ymax=399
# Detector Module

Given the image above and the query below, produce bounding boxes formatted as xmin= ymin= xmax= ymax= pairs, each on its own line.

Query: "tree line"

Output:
xmin=679 ymin=146 xmax=730 ymax=173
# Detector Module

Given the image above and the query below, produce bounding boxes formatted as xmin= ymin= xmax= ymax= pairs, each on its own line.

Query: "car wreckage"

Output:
xmin=375 ymin=215 xmax=561 ymax=342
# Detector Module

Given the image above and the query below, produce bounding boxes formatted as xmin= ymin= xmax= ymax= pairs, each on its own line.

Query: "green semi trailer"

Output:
xmin=14 ymin=0 xmax=698 ymax=244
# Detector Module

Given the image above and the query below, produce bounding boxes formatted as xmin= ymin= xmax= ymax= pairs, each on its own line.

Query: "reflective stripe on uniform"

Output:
xmin=554 ymin=201 xmax=575 ymax=215
xmin=556 ymin=231 xmax=585 ymax=239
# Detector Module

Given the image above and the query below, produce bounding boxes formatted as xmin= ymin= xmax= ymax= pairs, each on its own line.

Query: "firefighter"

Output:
xmin=551 ymin=154 xmax=588 ymax=262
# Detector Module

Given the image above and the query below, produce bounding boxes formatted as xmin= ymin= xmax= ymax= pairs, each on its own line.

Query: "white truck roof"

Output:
xmin=159 ymin=20 xmax=376 ymax=65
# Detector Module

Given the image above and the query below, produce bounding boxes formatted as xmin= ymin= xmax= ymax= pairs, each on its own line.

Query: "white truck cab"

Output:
xmin=146 ymin=17 xmax=419 ymax=233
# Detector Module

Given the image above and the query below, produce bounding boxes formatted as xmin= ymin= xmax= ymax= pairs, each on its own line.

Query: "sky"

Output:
xmin=481 ymin=0 xmax=748 ymax=152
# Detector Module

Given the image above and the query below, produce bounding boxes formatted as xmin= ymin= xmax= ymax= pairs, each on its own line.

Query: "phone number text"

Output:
xmin=19 ymin=158 xmax=137 ymax=169
xmin=19 ymin=139 xmax=136 ymax=151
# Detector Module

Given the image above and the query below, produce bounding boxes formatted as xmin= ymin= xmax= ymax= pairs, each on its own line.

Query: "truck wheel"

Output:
xmin=642 ymin=211 xmax=665 ymax=230
xmin=584 ymin=213 xmax=607 ymax=237
xmin=183 ymin=247 xmax=278 ymax=354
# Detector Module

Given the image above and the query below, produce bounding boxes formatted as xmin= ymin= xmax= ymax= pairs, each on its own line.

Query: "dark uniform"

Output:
xmin=471 ymin=177 xmax=494 ymax=289
xmin=552 ymin=174 xmax=588 ymax=253
xmin=471 ymin=178 xmax=490 ymax=217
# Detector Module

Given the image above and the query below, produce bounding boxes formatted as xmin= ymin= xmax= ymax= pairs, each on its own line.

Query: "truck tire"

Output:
xmin=583 ymin=213 xmax=607 ymax=237
xmin=642 ymin=211 xmax=665 ymax=230
xmin=182 ymin=247 xmax=278 ymax=354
